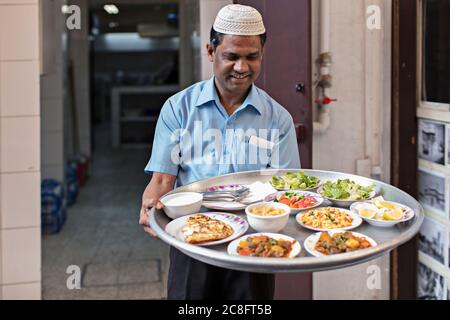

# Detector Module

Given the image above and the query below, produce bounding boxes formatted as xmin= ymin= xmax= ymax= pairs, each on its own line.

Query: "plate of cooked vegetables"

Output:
xmin=270 ymin=171 xmax=321 ymax=191
xmin=350 ymin=196 xmax=414 ymax=227
xmin=304 ymin=231 xmax=377 ymax=257
xmin=264 ymin=190 xmax=324 ymax=214
xmin=296 ymin=207 xmax=362 ymax=232
xmin=227 ymin=233 xmax=301 ymax=258
xmin=318 ymin=179 xmax=377 ymax=207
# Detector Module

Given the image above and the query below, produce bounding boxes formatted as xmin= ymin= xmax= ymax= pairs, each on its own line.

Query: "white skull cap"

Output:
xmin=213 ymin=4 xmax=265 ymax=36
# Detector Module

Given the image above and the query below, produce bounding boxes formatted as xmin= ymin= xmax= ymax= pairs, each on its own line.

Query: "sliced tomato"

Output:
xmin=289 ymin=197 xmax=298 ymax=206
xmin=298 ymin=196 xmax=317 ymax=208
xmin=292 ymin=201 xmax=301 ymax=208
xmin=279 ymin=198 xmax=290 ymax=206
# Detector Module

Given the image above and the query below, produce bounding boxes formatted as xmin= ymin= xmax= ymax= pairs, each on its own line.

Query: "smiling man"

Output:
xmin=139 ymin=4 xmax=301 ymax=300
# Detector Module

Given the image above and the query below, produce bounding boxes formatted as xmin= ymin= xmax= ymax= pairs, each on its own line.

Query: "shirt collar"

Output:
xmin=195 ymin=77 xmax=262 ymax=115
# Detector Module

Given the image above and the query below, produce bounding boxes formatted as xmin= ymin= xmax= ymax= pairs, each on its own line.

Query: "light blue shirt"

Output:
xmin=145 ymin=77 xmax=301 ymax=187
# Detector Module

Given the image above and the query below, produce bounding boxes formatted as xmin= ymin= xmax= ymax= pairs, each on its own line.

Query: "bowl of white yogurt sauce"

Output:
xmin=159 ymin=192 xmax=203 ymax=219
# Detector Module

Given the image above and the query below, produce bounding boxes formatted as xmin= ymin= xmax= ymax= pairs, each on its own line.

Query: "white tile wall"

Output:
xmin=0 ymin=0 xmax=37 ymax=4
xmin=0 ymin=116 xmax=40 ymax=173
xmin=0 ymin=61 xmax=39 ymax=117
xmin=0 ymin=236 xmax=2 ymax=286
xmin=0 ymin=171 xmax=40 ymax=229
xmin=1 ymin=282 xmax=41 ymax=300
xmin=0 ymin=4 xmax=39 ymax=61
xmin=0 ymin=1 xmax=42 ymax=298
xmin=1 ymin=228 xmax=41 ymax=285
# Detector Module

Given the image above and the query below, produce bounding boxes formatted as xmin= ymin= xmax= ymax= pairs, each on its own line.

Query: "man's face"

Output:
xmin=207 ymin=34 xmax=263 ymax=94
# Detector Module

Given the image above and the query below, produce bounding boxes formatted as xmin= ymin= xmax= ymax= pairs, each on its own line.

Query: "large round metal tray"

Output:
xmin=149 ymin=169 xmax=424 ymax=273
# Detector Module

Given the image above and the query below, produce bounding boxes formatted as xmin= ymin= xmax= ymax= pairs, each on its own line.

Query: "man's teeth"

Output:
xmin=233 ymin=74 xmax=248 ymax=79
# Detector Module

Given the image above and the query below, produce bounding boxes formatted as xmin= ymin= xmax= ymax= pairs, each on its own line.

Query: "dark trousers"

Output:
xmin=168 ymin=247 xmax=275 ymax=300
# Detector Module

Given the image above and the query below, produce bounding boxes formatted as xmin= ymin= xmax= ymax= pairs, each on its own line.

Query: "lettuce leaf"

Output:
xmin=321 ymin=179 xmax=375 ymax=200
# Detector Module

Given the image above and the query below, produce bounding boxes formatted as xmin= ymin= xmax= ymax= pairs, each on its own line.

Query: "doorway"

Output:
xmin=41 ymin=0 xmax=196 ymax=299
xmin=235 ymin=0 xmax=313 ymax=299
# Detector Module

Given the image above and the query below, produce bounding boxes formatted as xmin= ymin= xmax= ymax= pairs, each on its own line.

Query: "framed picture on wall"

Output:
xmin=419 ymin=217 xmax=446 ymax=264
xmin=447 ymin=124 xmax=450 ymax=167
xmin=417 ymin=263 xmax=445 ymax=300
xmin=418 ymin=168 xmax=446 ymax=216
xmin=418 ymin=119 xmax=445 ymax=165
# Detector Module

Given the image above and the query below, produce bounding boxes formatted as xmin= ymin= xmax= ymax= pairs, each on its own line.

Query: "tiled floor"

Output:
xmin=42 ymin=125 xmax=170 ymax=300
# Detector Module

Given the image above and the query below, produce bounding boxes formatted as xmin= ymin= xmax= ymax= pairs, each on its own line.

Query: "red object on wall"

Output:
xmin=315 ymin=96 xmax=337 ymax=105
xmin=76 ymin=156 xmax=89 ymax=187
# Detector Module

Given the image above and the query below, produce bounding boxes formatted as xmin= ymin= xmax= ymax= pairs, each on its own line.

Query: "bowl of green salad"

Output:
xmin=269 ymin=171 xmax=321 ymax=191
xmin=318 ymin=179 xmax=377 ymax=208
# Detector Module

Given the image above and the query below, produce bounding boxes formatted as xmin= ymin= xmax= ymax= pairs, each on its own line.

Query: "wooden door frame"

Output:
xmin=233 ymin=0 xmax=313 ymax=170
xmin=390 ymin=0 xmax=418 ymax=300
xmin=234 ymin=0 xmax=313 ymax=299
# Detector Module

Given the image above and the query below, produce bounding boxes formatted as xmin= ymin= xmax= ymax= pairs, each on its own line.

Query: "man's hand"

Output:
xmin=139 ymin=198 xmax=163 ymax=237
xmin=140 ymin=172 xmax=176 ymax=237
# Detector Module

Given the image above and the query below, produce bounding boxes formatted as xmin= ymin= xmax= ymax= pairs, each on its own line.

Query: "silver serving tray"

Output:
xmin=149 ymin=169 xmax=424 ymax=273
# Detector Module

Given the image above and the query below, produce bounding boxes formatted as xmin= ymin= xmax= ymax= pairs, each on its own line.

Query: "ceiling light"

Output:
xmin=104 ymin=4 xmax=119 ymax=15
xmin=61 ymin=5 xmax=70 ymax=14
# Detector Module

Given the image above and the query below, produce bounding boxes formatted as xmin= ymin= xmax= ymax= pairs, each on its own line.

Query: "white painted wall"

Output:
xmin=68 ymin=0 xmax=91 ymax=158
xmin=0 ymin=0 xmax=41 ymax=300
xmin=195 ymin=0 xmax=393 ymax=299
xmin=311 ymin=0 xmax=392 ymax=299
xmin=40 ymin=0 xmax=66 ymax=182
xmin=179 ymin=0 xmax=201 ymax=88
xmin=199 ymin=0 xmax=232 ymax=80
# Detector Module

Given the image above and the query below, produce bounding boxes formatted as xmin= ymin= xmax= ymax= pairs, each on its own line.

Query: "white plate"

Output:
xmin=202 ymin=201 xmax=247 ymax=211
xmin=304 ymin=230 xmax=377 ymax=257
xmin=317 ymin=182 xmax=377 ymax=208
xmin=264 ymin=190 xmax=324 ymax=214
xmin=295 ymin=207 xmax=362 ymax=232
xmin=227 ymin=233 xmax=301 ymax=258
xmin=350 ymin=201 xmax=415 ymax=228
xmin=165 ymin=212 xmax=248 ymax=246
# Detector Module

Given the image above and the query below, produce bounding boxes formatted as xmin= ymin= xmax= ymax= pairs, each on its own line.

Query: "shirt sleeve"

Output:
xmin=268 ymin=113 xmax=301 ymax=169
xmin=144 ymin=99 xmax=181 ymax=176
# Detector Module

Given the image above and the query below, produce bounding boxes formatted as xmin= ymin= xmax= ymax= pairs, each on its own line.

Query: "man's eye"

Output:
xmin=224 ymin=55 xmax=239 ymax=61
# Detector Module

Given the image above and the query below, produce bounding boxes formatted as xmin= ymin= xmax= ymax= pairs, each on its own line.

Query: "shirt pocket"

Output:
xmin=236 ymin=138 xmax=271 ymax=171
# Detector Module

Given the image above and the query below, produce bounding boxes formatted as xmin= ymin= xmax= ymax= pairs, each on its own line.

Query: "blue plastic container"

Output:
xmin=65 ymin=160 xmax=78 ymax=206
xmin=41 ymin=179 xmax=66 ymax=235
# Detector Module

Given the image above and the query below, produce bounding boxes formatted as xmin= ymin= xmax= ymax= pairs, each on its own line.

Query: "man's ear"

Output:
xmin=206 ymin=43 xmax=214 ymax=62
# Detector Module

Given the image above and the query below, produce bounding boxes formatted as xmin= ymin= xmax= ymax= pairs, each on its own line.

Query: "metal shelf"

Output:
xmin=111 ymin=85 xmax=179 ymax=147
